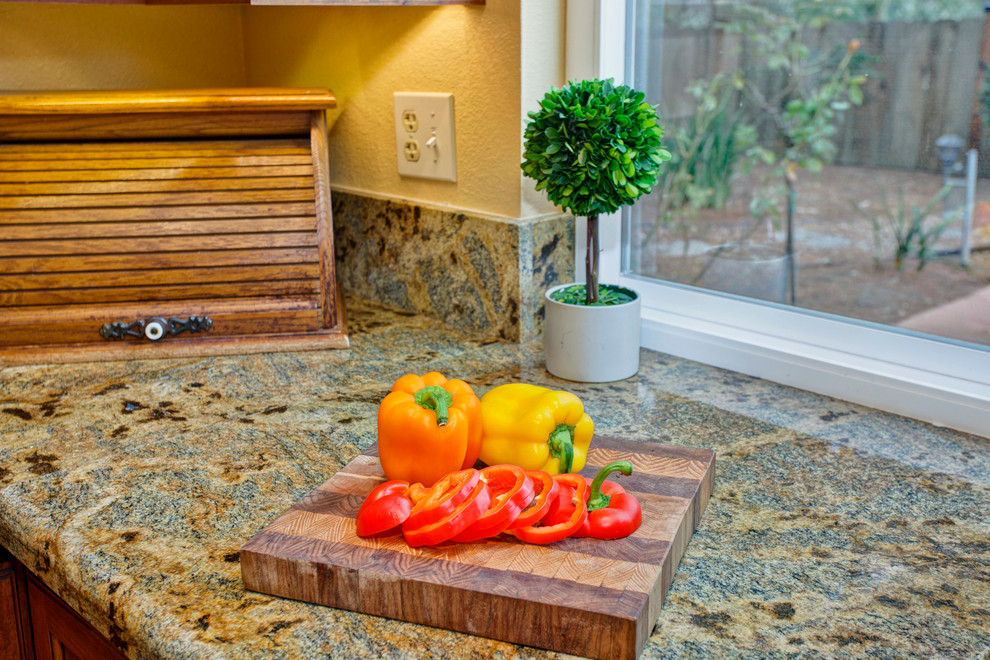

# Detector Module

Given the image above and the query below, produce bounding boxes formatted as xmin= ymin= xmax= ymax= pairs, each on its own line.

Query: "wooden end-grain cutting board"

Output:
xmin=241 ymin=437 xmax=715 ymax=660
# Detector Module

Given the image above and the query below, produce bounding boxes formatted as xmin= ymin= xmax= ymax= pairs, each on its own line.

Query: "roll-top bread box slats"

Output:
xmin=0 ymin=88 xmax=347 ymax=365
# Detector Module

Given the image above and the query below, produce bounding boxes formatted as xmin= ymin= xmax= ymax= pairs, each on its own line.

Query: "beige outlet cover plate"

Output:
xmin=393 ymin=92 xmax=457 ymax=182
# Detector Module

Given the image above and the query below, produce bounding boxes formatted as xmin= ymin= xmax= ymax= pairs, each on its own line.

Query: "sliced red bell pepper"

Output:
xmin=355 ymin=479 xmax=412 ymax=537
xmin=538 ymin=472 xmax=591 ymax=528
xmin=507 ymin=470 xmax=559 ymax=530
xmin=573 ymin=461 xmax=642 ymax=540
xmin=403 ymin=468 xmax=480 ymax=530
xmin=402 ymin=478 xmax=492 ymax=547
xmin=510 ymin=473 xmax=588 ymax=545
xmin=451 ymin=465 xmax=534 ymax=542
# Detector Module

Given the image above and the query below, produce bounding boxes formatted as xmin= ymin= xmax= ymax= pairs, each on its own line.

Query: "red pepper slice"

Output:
xmin=355 ymin=480 xmax=411 ymax=537
xmin=509 ymin=473 xmax=588 ymax=545
xmin=507 ymin=470 xmax=559 ymax=530
xmin=573 ymin=461 xmax=642 ymax=540
xmin=539 ymin=473 xmax=591 ymax=528
xmin=403 ymin=468 xmax=481 ymax=530
xmin=402 ymin=478 xmax=492 ymax=547
xmin=451 ymin=465 xmax=534 ymax=542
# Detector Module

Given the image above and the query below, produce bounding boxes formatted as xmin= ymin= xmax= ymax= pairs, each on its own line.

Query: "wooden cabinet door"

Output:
xmin=27 ymin=575 xmax=125 ymax=660
xmin=0 ymin=551 xmax=32 ymax=660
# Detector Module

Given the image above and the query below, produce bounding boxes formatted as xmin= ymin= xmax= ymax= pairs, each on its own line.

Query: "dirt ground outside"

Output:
xmin=631 ymin=165 xmax=990 ymax=346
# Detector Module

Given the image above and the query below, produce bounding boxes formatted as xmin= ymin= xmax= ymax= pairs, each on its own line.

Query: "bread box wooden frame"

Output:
xmin=0 ymin=88 xmax=347 ymax=365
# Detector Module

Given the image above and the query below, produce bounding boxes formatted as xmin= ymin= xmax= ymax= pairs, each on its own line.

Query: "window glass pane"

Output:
xmin=627 ymin=0 xmax=990 ymax=349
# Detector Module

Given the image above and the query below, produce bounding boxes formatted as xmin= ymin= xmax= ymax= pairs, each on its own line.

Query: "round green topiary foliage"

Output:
xmin=521 ymin=79 xmax=671 ymax=217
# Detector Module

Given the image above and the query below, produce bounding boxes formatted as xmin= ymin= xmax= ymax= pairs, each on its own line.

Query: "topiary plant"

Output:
xmin=522 ymin=78 xmax=671 ymax=304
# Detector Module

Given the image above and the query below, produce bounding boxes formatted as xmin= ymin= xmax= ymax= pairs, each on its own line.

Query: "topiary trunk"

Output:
xmin=586 ymin=214 xmax=599 ymax=305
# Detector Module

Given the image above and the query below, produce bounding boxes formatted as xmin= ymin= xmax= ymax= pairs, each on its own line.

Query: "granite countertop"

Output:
xmin=1 ymin=298 xmax=988 ymax=659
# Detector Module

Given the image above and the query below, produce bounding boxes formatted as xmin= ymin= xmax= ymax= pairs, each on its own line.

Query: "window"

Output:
xmin=566 ymin=0 xmax=990 ymax=437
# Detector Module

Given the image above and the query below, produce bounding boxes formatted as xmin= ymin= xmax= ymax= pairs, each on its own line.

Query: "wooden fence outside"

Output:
xmin=648 ymin=18 xmax=990 ymax=176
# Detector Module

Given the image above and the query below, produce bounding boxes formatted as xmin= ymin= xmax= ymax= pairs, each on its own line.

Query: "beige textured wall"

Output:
xmin=0 ymin=2 xmax=564 ymax=219
xmin=242 ymin=2 xmax=561 ymax=219
xmin=0 ymin=5 xmax=247 ymax=90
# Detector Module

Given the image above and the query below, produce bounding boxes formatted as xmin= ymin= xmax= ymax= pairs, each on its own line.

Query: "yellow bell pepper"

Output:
xmin=479 ymin=383 xmax=593 ymax=474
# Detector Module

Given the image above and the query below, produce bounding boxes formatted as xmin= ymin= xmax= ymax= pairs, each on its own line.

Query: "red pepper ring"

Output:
xmin=451 ymin=465 xmax=534 ymax=542
xmin=538 ymin=472 xmax=591 ymax=528
xmin=355 ymin=480 xmax=411 ymax=537
xmin=403 ymin=468 xmax=481 ymax=530
xmin=572 ymin=460 xmax=643 ymax=540
xmin=509 ymin=473 xmax=588 ymax=545
xmin=507 ymin=470 xmax=559 ymax=530
xmin=539 ymin=483 xmax=575 ymax=528
xmin=403 ymin=479 xmax=492 ymax=547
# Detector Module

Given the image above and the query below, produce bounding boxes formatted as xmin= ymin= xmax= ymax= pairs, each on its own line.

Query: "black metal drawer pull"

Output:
xmin=99 ymin=316 xmax=213 ymax=341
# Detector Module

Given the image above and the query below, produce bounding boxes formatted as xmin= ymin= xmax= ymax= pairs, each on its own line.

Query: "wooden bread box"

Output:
xmin=0 ymin=88 xmax=347 ymax=365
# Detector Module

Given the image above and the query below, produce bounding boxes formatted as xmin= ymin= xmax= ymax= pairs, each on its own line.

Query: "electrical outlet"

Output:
xmin=394 ymin=92 xmax=456 ymax=181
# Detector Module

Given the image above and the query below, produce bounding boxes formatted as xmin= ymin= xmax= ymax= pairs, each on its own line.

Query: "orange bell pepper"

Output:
xmin=377 ymin=372 xmax=483 ymax=487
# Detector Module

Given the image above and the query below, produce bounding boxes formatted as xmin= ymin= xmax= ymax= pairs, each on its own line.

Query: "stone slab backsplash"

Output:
xmin=332 ymin=191 xmax=573 ymax=343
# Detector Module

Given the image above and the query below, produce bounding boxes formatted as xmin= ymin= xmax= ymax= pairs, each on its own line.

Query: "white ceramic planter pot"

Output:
xmin=544 ymin=283 xmax=641 ymax=382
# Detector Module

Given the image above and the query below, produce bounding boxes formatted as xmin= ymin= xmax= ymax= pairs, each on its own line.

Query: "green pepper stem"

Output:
xmin=547 ymin=423 xmax=576 ymax=474
xmin=413 ymin=386 xmax=453 ymax=426
xmin=587 ymin=460 xmax=633 ymax=511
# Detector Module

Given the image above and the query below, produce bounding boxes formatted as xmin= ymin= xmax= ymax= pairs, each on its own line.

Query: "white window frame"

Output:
xmin=566 ymin=0 xmax=990 ymax=438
